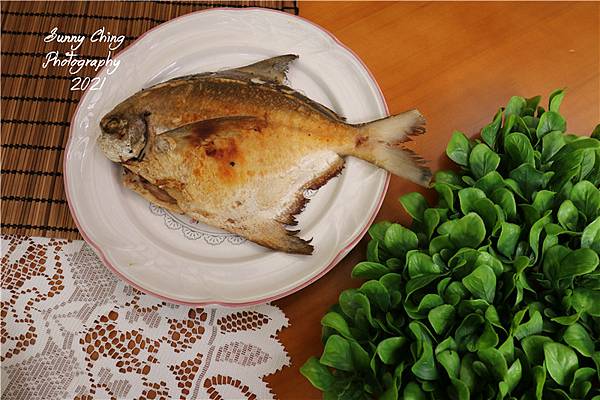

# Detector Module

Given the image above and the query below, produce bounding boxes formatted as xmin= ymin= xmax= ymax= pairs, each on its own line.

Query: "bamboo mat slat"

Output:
xmin=1 ymin=1 xmax=298 ymax=240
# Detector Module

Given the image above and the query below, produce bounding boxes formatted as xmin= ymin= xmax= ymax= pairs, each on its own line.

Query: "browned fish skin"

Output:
xmin=99 ymin=55 xmax=430 ymax=254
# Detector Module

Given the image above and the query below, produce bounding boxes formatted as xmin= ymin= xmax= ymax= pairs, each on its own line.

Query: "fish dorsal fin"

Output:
xmin=232 ymin=54 xmax=298 ymax=84
xmin=160 ymin=116 xmax=267 ymax=147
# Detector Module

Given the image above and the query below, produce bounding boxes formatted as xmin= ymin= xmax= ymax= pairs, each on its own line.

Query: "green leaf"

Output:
xmin=320 ymin=335 xmax=354 ymax=371
xmin=572 ymin=287 xmax=600 ymax=317
xmin=456 ymin=313 xmax=484 ymax=352
xmin=435 ymin=337 xmax=460 ymax=379
xmin=522 ymin=335 xmax=553 ymax=366
xmin=582 ymin=217 xmax=600 ymax=253
xmin=513 ymin=310 xmax=543 ymax=339
xmin=537 ymin=111 xmax=566 ymax=138
xmin=505 ymin=96 xmax=526 ymax=117
xmin=558 ymin=200 xmax=579 ymax=231
xmin=500 ymin=359 xmax=522 ymax=396
xmin=491 ymin=188 xmax=517 ymax=221
xmin=424 ymin=208 xmax=444 ymax=240
xmin=449 ymin=213 xmax=487 ymax=249
xmin=444 ymin=281 xmax=468 ymax=306
xmin=497 ymin=222 xmax=521 ymax=258
xmin=434 ymin=183 xmax=455 ymax=212
xmin=481 ymin=108 xmax=503 ymax=149
xmin=462 ymin=265 xmax=496 ymax=303
xmin=377 ymin=337 xmax=407 ymax=365
xmin=321 ymin=312 xmax=352 ymax=340
xmin=428 ymin=304 xmax=455 ymax=335
xmin=542 ymin=131 xmax=566 ymax=162
xmin=359 ymin=281 xmax=391 ymax=312
xmin=403 ymin=382 xmax=426 ymax=400
xmin=469 ymin=143 xmax=501 ymax=180
xmin=505 ymin=132 xmax=535 ymax=166
xmin=384 ymin=224 xmax=418 ymax=257
xmin=412 ymin=340 xmax=439 ymax=381
xmin=529 ymin=211 xmax=553 ymax=261
xmin=368 ymin=221 xmax=392 ymax=242
xmin=542 ymin=245 xmax=571 ymax=283
xmin=349 ymin=341 xmax=370 ymax=372
xmin=447 ymin=131 xmax=472 ymax=166
xmin=558 ymin=248 xmax=599 ymax=280
xmin=352 ymin=262 xmax=390 ymax=280
xmin=406 ymin=251 xmax=443 ymax=278
xmin=478 ymin=347 xmax=508 ymax=381
xmin=532 ymin=365 xmax=546 ymax=400
xmin=366 ymin=240 xmax=380 ymax=263
xmin=509 ymin=163 xmax=548 ymax=200
xmin=570 ymin=180 xmax=600 ymax=221
xmin=400 ymin=192 xmax=428 ymax=223
xmin=300 ymin=357 xmax=335 ymax=391
xmin=532 ymin=190 xmax=556 ymax=215
xmin=544 ymin=342 xmax=579 ymax=386
xmin=569 ymin=367 xmax=595 ymax=399
xmin=474 ymin=171 xmax=504 ymax=195
xmin=563 ymin=323 xmax=594 ymax=357
xmin=458 ymin=187 xmax=486 ymax=215
xmin=549 ymin=89 xmax=565 ymax=112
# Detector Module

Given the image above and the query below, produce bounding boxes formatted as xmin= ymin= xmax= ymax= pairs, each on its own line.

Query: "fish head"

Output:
xmin=98 ymin=112 xmax=147 ymax=163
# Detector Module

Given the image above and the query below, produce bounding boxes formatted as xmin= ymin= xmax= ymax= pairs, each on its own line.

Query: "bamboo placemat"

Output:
xmin=1 ymin=1 xmax=298 ymax=240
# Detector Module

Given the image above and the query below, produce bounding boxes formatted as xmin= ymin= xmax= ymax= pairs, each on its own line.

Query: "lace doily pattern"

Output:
xmin=1 ymin=235 xmax=289 ymax=400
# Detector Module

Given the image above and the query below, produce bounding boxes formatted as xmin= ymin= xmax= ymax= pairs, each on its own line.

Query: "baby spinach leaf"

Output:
xmin=384 ymin=224 xmax=418 ymax=257
xmin=532 ymin=365 xmax=546 ymax=400
xmin=509 ymin=164 xmax=547 ymax=200
xmin=505 ymin=96 xmax=526 ymax=117
xmin=544 ymin=342 xmax=579 ymax=386
xmin=497 ymin=222 xmax=521 ymax=258
xmin=570 ymin=180 xmax=600 ymax=222
xmin=500 ymin=359 xmax=522 ymax=397
xmin=558 ymin=248 xmax=599 ymax=281
xmin=402 ymin=382 xmax=426 ymax=400
xmin=542 ymin=130 xmax=566 ymax=162
xmin=549 ymin=88 xmax=565 ymax=113
xmin=369 ymin=221 xmax=392 ymax=242
xmin=581 ymin=216 xmax=600 ymax=253
xmin=557 ymin=200 xmax=579 ymax=231
xmin=321 ymin=312 xmax=353 ymax=340
xmin=481 ymin=108 xmax=503 ymax=149
xmin=474 ymin=171 xmax=504 ymax=195
xmin=563 ymin=323 xmax=594 ymax=357
xmin=447 ymin=131 xmax=472 ymax=166
xmin=428 ymin=304 xmax=455 ymax=335
xmin=491 ymin=188 xmax=517 ymax=221
xmin=450 ymin=213 xmax=487 ymax=249
xmin=522 ymin=335 xmax=553 ymax=366
xmin=300 ymin=357 xmax=335 ymax=391
xmin=359 ymin=281 xmax=391 ymax=312
xmin=406 ymin=251 xmax=443 ymax=278
xmin=469 ymin=143 xmax=501 ymax=180
xmin=352 ymin=262 xmax=390 ymax=280
xmin=505 ymin=132 xmax=535 ymax=166
xmin=462 ymin=265 xmax=496 ymax=303
xmin=458 ymin=187 xmax=487 ymax=215
xmin=320 ymin=335 xmax=354 ymax=372
xmin=435 ymin=337 xmax=460 ymax=379
xmin=400 ymin=192 xmax=429 ymax=223
xmin=569 ymin=367 xmax=595 ymax=399
xmin=513 ymin=310 xmax=543 ymax=339
xmin=376 ymin=337 xmax=407 ymax=365
xmin=572 ymin=287 xmax=600 ymax=317
xmin=537 ymin=111 xmax=566 ymax=138
xmin=478 ymin=347 xmax=508 ymax=381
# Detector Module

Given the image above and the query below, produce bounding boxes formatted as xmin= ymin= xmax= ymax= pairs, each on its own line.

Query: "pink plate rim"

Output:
xmin=64 ymin=7 xmax=390 ymax=307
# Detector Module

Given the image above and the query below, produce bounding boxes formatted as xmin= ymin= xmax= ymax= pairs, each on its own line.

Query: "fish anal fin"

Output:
xmin=274 ymin=153 xmax=345 ymax=227
xmin=233 ymin=54 xmax=299 ymax=84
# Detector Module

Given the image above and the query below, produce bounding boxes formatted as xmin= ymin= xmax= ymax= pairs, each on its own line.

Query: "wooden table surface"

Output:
xmin=266 ymin=2 xmax=600 ymax=398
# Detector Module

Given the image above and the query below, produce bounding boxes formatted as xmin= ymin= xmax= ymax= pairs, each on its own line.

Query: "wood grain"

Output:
xmin=267 ymin=2 xmax=599 ymax=398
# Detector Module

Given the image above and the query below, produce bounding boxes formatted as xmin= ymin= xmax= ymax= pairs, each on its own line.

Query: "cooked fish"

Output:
xmin=97 ymin=55 xmax=430 ymax=254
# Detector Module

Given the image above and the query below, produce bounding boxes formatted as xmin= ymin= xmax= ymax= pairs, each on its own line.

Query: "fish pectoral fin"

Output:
xmin=233 ymin=54 xmax=298 ymax=84
xmin=159 ymin=116 xmax=267 ymax=147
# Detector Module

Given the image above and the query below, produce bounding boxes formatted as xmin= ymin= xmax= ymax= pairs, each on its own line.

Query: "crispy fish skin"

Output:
xmin=98 ymin=55 xmax=430 ymax=254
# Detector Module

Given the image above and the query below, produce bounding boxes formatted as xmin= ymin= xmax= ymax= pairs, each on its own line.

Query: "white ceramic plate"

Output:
xmin=65 ymin=8 xmax=389 ymax=306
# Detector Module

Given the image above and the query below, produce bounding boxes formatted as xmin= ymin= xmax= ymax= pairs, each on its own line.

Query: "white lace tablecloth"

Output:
xmin=1 ymin=235 xmax=290 ymax=400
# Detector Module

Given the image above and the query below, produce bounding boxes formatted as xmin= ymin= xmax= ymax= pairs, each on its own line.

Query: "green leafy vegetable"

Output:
xmin=304 ymin=91 xmax=600 ymax=400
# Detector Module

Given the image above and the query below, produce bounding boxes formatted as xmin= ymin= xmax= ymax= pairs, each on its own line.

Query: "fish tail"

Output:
xmin=353 ymin=109 xmax=431 ymax=186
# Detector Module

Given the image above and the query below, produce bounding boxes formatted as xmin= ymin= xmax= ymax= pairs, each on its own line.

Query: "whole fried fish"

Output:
xmin=98 ymin=55 xmax=430 ymax=254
